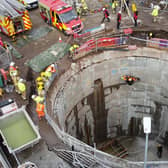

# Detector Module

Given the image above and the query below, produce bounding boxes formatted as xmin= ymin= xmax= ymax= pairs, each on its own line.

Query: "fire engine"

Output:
xmin=39 ymin=0 xmax=83 ymax=35
xmin=0 ymin=0 xmax=32 ymax=37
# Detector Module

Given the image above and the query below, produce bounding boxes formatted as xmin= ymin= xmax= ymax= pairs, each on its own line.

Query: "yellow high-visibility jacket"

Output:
xmin=18 ymin=82 xmax=26 ymax=92
xmin=33 ymin=96 xmax=44 ymax=103
xmin=132 ymin=3 xmax=137 ymax=13
xmin=152 ymin=8 xmax=158 ymax=17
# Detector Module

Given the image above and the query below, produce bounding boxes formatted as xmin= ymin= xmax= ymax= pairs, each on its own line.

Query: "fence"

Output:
xmin=72 ymin=36 xmax=129 ymax=60
xmin=45 ymin=113 xmax=142 ymax=168
xmin=147 ymin=38 xmax=168 ymax=50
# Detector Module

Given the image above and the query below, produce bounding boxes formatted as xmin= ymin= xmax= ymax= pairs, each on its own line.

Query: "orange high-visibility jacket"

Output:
xmin=36 ymin=103 xmax=45 ymax=112
xmin=36 ymin=103 xmax=45 ymax=117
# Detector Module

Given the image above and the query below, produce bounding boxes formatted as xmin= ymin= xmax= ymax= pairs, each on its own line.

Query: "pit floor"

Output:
xmin=121 ymin=137 xmax=168 ymax=162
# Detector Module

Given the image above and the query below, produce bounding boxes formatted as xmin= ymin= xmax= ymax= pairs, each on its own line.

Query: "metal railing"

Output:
xmin=71 ymin=36 xmax=129 ymax=60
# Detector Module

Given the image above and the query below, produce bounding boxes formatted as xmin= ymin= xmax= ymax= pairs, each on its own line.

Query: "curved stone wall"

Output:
xmin=46 ymin=47 xmax=168 ymax=166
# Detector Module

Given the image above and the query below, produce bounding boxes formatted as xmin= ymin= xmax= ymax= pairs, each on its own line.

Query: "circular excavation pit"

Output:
xmin=46 ymin=47 xmax=168 ymax=168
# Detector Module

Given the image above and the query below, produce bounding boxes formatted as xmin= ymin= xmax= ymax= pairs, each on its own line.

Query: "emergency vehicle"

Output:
xmin=0 ymin=0 xmax=32 ymax=37
xmin=39 ymin=0 xmax=83 ymax=35
xmin=17 ymin=0 xmax=38 ymax=9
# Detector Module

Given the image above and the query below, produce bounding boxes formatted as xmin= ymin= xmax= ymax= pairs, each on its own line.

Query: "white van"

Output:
xmin=18 ymin=0 xmax=38 ymax=9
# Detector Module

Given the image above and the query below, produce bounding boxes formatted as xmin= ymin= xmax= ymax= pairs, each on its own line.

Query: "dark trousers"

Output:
xmin=101 ymin=16 xmax=110 ymax=23
xmin=117 ymin=21 xmax=120 ymax=29
xmin=157 ymin=147 xmax=163 ymax=158
xmin=134 ymin=19 xmax=137 ymax=27
xmin=157 ymin=151 xmax=162 ymax=158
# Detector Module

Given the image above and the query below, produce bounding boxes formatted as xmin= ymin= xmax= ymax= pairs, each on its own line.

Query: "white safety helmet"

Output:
xmin=10 ymin=62 xmax=15 ymax=66
xmin=8 ymin=99 xmax=12 ymax=102
xmin=119 ymin=11 xmax=121 ymax=14
xmin=154 ymin=5 xmax=160 ymax=10
xmin=102 ymin=8 xmax=105 ymax=11
xmin=31 ymin=95 xmax=36 ymax=99
xmin=51 ymin=64 xmax=55 ymax=67
xmin=19 ymin=78 xmax=24 ymax=83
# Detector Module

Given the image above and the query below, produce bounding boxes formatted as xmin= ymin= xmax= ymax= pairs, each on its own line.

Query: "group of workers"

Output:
xmin=101 ymin=1 xmax=138 ymax=29
xmin=101 ymin=0 xmax=161 ymax=29
xmin=9 ymin=62 xmax=27 ymax=100
xmin=8 ymin=61 xmax=57 ymax=120
xmin=31 ymin=63 xmax=56 ymax=120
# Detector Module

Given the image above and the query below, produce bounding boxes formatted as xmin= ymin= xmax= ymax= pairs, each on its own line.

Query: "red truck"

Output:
xmin=39 ymin=0 xmax=83 ymax=35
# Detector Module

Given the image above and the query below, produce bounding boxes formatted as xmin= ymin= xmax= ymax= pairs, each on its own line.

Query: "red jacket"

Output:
xmin=134 ymin=12 xmax=138 ymax=20
xmin=117 ymin=13 xmax=121 ymax=22
xmin=103 ymin=9 xmax=109 ymax=18
xmin=0 ymin=39 xmax=3 ymax=47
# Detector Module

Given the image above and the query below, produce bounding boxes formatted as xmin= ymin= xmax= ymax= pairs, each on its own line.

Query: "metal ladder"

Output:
xmin=0 ymin=0 xmax=24 ymax=18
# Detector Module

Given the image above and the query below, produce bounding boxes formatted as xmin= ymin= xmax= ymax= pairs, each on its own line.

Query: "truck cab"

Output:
xmin=39 ymin=0 xmax=83 ymax=35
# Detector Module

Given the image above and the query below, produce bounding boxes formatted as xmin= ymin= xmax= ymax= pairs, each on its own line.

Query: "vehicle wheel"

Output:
xmin=45 ymin=18 xmax=49 ymax=24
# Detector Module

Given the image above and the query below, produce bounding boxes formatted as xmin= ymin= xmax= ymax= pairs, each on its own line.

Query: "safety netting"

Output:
xmin=26 ymin=42 xmax=70 ymax=72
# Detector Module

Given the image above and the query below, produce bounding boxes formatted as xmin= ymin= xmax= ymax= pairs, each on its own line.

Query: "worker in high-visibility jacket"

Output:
xmin=45 ymin=64 xmax=56 ymax=73
xmin=36 ymin=76 xmax=43 ymax=83
xmin=41 ymin=71 xmax=52 ymax=81
xmin=69 ymin=44 xmax=79 ymax=55
xmin=132 ymin=2 xmax=137 ymax=13
xmin=76 ymin=5 xmax=82 ymax=16
xmin=36 ymin=103 xmax=45 ymax=119
xmin=81 ymin=0 xmax=88 ymax=10
xmin=17 ymin=78 xmax=26 ymax=100
xmin=9 ymin=62 xmax=19 ymax=90
xmin=37 ymin=82 xmax=45 ymax=96
xmin=112 ymin=0 xmax=118 ymax=14
xmin=32 ymin=95 xmax=44 ymax=104
xmin=152 ymin=6 xmax=159 ymax=23
xmin=36 ymin=75 xmax=45 ymax=96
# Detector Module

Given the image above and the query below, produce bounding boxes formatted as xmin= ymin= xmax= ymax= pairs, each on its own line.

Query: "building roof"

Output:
xmin=0 ymin=0 xmax=25 ymax=18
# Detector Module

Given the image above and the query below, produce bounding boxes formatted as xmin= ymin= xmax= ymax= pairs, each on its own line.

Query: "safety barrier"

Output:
xmin=72 ymin=36 xmax=128 ymax=60
xmin=147 ymin=38 xmax=168 ymax=50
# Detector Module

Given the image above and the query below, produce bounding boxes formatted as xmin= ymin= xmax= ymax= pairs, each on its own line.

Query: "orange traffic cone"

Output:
xmin=59 ymin=36 xmax=62 ymax=43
